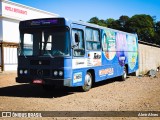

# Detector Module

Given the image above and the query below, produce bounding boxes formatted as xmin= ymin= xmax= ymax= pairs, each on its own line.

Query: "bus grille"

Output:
xmin=30 ymin=60 xmax=50 ymax=65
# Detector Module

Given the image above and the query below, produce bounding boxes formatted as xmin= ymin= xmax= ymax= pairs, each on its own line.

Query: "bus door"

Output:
xmin=71 ymin=24 xmax=86 ymax=86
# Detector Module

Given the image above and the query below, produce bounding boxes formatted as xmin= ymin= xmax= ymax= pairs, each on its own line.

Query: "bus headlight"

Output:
xmin=24 ymin=70 xmax=28 ymax=74
xmin=59 ymin=71 xmax=63 ymax=76
xmin=19 ymin=70 xmax=23 ymax=74
xmin=54 ymin=71 xmax=58 ymax=76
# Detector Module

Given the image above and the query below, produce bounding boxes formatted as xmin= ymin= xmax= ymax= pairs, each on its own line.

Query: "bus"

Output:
xmin=16 ymin=17 xmax=138 ymax=92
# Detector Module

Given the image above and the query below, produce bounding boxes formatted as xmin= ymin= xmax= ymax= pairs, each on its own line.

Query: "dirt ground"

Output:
xmin=0 ymin=71 xmax=160 ymax=120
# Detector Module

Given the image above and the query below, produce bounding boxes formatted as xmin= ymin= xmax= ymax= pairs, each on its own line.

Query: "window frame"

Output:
xmin=85 ymin=27 xmax=101 ymax=51
xmin=71 ymin=28 xmax=85 ymax=57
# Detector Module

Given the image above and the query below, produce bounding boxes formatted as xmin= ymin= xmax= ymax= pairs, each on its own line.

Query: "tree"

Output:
xmin=125 ymin=14 xmax=155 ymax=42
xmin=155 ymin=21 xmax=160 ymax=32
xmin=118 ymin=15 xmax=130 ymax=31
xmin=98 ymin=19 xmax=107 ymax=27
xmin=88 ymin=17 xmax=107 ymax=27
xmin=105 ymin=18 xmax=120 ymax=29
xmin=105 ymin=18 xmax=115 ymax=26
xmin=153 ymin=21 xmax=160 ymax=45
xmin=88 ymin=14 xmax=159 ymax=45
xmin=105 ymin=16 xmax=130 ymax=31
xmin=88 ymin=17 xmax=99 ymax=24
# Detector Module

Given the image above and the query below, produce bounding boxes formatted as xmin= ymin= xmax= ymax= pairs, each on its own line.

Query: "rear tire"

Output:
xmin=81 ymin=72 xmax=92 ymax=92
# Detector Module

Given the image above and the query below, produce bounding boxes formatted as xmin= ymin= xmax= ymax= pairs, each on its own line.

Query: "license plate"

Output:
xmin=33 ymin=79 xmax=43 ymax=84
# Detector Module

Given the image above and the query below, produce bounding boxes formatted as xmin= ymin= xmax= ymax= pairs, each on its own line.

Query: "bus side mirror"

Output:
xmin=75 ymin=33 xmax=80 ymax=43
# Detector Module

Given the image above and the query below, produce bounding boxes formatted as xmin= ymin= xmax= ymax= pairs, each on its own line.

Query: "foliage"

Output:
xmin=88 ymin=14 xmax=160 ymax=45
xmin=125 ymin=14 xmax=155 ymax=42
xmin=153 ymin=21 xmax=160 ymax=45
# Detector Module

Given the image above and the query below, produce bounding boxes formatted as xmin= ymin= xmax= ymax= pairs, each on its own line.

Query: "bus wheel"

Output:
xmin=121 ymin=66 xmax=127 ymax=81
xmin=81 ymin=72 xmax=92 ymax=92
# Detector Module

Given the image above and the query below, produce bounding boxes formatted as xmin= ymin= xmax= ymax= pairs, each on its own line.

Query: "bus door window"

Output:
xmin=72 ymin=29 xmax=85 ymax=56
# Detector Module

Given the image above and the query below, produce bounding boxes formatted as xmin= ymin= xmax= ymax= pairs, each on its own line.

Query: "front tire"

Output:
xmin=81 ymin=72 xmax=92 ymax=92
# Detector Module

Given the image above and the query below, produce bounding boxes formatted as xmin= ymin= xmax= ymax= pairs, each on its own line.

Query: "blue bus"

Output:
xmin=16 ymin=17 xmax=138 ymax=92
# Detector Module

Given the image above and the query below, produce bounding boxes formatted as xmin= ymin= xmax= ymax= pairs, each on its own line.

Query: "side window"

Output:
xmin=72 ymin=29 xmax=85 ymax=57
xmin=86 ymin=28 xmax=92 ymax=41
xmin=86 ymin=28 xmax=100 ymax=50
xmin=93 ymin=30 xmax=99 ymax=41
xmin=102 ymin=33 xmax=107 ymax=51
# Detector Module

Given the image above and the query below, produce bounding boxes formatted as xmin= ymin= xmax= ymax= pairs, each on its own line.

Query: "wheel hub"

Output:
xmin=85 ymin=74 xmax=91 ymax=86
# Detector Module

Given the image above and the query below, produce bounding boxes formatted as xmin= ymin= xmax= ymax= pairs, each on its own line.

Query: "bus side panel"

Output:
xmin=94 ymin=54 xmax=118 ymax=82
xmin=101 ymin=29 xmax=139 ymax=76
xmin=72 ymin=68 xmax=87 ymax=87
xmin=126 ymin=34 xmax=139 ymax=73
xmin=85 ymin=50 xmax=121 ymax=82
xmin=71 ymin=57 xmax=88 ymax=86
xmin=97 ymin=29 xmax=126 ymax=82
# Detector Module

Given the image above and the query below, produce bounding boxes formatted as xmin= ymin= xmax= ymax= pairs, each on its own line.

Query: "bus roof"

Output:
xmin=71 ymin=19 xmax=137 ymax=36
xmin=20 ymin=17 xmax=137 ymax=36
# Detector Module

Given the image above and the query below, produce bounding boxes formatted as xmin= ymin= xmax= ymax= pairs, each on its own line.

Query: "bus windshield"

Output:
xmin=19 ymin=27 xmax=70 ymax=57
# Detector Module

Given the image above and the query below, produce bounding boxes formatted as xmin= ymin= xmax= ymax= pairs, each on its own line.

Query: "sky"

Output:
xmin=10 ymin=0 xmax=160 ymax=22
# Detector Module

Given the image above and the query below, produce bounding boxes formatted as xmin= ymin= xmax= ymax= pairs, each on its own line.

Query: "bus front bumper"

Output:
xmin=16 ymin=77 xmax=71 ymax=87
